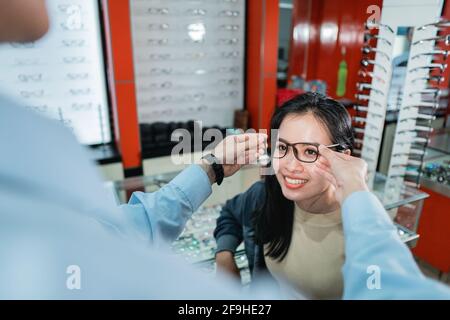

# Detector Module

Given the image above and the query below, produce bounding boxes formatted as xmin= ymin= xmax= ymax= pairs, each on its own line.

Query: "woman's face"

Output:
xmin=273 ymin=112 xmax=335 ymax=203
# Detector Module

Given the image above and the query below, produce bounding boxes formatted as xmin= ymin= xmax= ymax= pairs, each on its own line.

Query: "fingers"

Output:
xmin=246 ymin=150 xmax=260 ymax=164
xmin=236 ymin=145 xmax=269 ymax=165
xmin=318 ymin=145 xmax=338 ymax=161
xmin=316 ymin=154 xmax=331 ymax=168
xmin=235 ymin=133 xmax=267 ymax=155
xmin=236 ymin=149 xmax=259 ymax=164
xmin=234 ymin=134 xmax=249 ymax=143
xmin=216 ymin=133 xmax=268 ymax=165
xmin=333 ymin=150 xmax=354 ymax=161
xmin=234 ymin=133 xmax=267 ymax=146
xmin=313 ymin=164 xmax=338 ymax=188
xmin=319 ymin=145 xmax=357 ymax=165
xmin=315 ymin=160 xmax=334 ymax=177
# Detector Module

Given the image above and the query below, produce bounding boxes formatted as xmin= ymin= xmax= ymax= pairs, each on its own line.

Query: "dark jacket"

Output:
xmin=213 ymin=181 xmax=276 ymax=284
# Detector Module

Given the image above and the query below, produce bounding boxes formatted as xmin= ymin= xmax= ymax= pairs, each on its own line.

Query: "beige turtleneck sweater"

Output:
xmin=264 ymin=204 xmax=345 ymax=299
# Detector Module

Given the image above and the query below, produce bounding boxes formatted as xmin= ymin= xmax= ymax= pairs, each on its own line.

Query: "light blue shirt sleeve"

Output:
xmin=0 ymin=93 xmax=273 ymax=299
xmin=118 ymin=164 xmax=212 ymax=247
xmin=341 ymin=191 xmax=450 ymax=299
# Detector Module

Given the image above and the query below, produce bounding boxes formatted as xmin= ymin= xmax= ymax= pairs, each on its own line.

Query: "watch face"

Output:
xmin=202 ymin=153 xmax=216 ymax=164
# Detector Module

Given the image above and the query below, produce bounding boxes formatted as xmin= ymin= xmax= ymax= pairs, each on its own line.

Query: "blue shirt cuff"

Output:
xmin=342 ymin=191 xmax=394 ymax=233
xmin=170 ymin=164 xmax=212 ymax=211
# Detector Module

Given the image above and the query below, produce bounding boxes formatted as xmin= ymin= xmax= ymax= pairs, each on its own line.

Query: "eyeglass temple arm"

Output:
xmin=324 ymin=143 xmax=341 ymax=148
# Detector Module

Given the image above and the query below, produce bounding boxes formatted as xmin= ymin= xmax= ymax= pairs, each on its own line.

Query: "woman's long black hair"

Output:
xmin=253 ymin=92 xmax=355 ymax=262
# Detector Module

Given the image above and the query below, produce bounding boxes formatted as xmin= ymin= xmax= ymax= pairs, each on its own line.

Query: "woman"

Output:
xmin=214 ymin=92 xmax=355 ymax=299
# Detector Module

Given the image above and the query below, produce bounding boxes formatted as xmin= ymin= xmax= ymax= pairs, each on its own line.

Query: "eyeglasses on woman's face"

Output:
xmin=273 ymin=139 xmax=345 ymax=163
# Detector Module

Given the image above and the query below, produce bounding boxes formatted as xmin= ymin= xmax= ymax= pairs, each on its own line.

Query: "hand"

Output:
xmin=315 ymin=145 xmax=369 ymax=204
xmin=215 ymin=251 xmax=241 ymax=281
xmin=211 ymin=133 xmax=268 ymax=178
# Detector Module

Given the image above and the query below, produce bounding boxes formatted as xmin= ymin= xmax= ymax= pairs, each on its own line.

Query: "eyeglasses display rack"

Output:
xmin=129 ymin=0 xmax=246 ymax=128
xmin=0 ymin=0 xmax=112 ymax=145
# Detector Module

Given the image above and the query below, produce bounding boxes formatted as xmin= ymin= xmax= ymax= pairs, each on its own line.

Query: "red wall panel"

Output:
xmin=246 ymin=0 xmax=279 ymax=131
xmin=105 ymin=0 xmax=141 ymax=169
xmin=245 ymin=0 xmax=263 ymax=130
xmin=413 ymin=187 xmax=450 ymax=273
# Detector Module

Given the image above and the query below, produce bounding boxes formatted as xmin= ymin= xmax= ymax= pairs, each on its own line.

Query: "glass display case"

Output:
xmin=107 ymin=165 xmax=429 ymax=285
xmin=420 ymin=128 xmax=450 ymax=197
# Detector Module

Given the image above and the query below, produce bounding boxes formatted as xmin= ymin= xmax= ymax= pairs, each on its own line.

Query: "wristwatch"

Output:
xmin=201 ymin=154 xmax=224 ymax=185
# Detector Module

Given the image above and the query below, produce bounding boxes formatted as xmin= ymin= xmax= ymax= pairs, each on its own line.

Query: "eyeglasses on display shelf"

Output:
xmin=0 ymin=0 xmax=113 ymax=146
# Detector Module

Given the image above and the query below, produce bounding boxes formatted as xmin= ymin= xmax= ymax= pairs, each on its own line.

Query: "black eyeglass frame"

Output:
xmin=273 ymin=139 xmax=346 ymax=163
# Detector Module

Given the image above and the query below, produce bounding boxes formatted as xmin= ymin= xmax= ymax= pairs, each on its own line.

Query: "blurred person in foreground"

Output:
xmin=0 ymin=0 xmax=449 ymax=299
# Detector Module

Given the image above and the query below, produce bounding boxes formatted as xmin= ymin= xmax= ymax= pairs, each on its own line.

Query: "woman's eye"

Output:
xmin=278 ymin=144 xmax=287 ymax=151
xmin=305 ymin=148 xmax=317 ymax=156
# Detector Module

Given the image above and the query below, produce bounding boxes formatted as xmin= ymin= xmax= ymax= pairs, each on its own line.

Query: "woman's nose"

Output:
xmin=284 ymin=151 xmax=304 ymax=173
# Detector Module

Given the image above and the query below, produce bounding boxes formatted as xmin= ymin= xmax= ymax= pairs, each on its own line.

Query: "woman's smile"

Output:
xmin=283 ymin=175 xmax=309 ymax=189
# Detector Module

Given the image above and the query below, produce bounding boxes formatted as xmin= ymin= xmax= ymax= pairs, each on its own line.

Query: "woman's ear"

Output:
xmin=344 ymin=149 xmax=351 ymax=156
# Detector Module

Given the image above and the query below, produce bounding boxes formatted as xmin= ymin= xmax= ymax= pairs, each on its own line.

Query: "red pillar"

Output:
xmin=103 ymin=0 xmax=141 ymax=171
xmin=245 ymin=0 xmax=280 ymax=131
